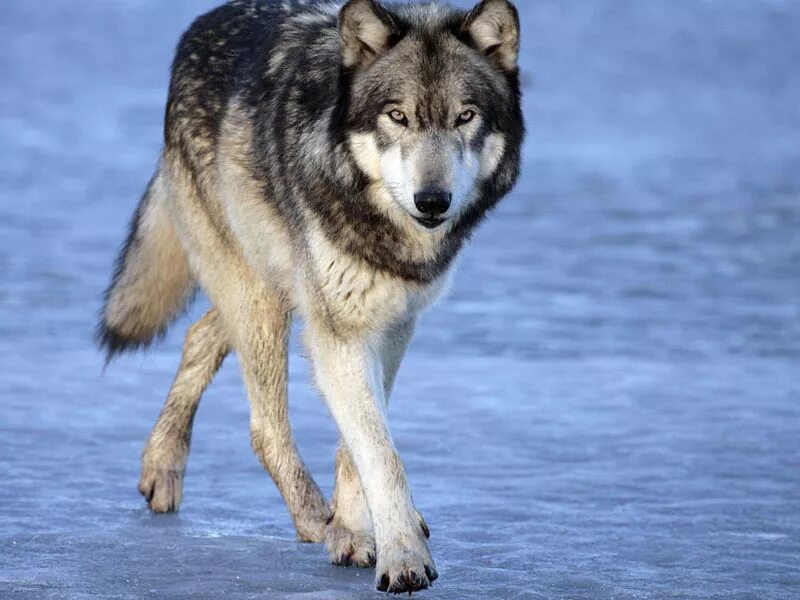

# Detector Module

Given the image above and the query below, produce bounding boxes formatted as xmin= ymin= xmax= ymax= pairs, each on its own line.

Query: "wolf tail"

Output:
xmin=97 ymin=170 xmax=195 ymax=362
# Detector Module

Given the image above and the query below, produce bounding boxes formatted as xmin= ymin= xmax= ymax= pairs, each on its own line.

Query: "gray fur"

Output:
xmin=98 ymin=0 xmax=523 ymax=594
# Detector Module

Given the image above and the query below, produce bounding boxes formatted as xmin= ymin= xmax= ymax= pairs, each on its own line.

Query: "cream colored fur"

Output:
xmin=135 ymin=101 xmax=447 ymax=588
xmin=139 ymin=308 xmax=228 ymax=513
xmin=103 ymin=172 xmax=194 ymax=348
xmin=101 ymin=0 xmax=525 ymax=594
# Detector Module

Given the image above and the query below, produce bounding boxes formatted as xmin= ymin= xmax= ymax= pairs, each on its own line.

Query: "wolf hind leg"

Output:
xmin=162 ymin=150 xmax=330 ymax=541
xmin=326 ymin=445 xmax=376 ymax=567
xmin=139 ymin=308 xmax=229 ymax=513
xmin=232 ymin=290 xmax=331 ymax=542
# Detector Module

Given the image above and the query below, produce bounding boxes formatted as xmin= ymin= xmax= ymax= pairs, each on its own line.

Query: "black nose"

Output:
xmin=414 ymin=190 xmax=452 ymax=216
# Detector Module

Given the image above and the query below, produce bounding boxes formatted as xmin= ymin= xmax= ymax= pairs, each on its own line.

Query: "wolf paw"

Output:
xmin=375 ymin=517 xmax=437 ymax=595
xmin=326 ymin=516 xmax=376 ymax=567
xmin=138 ymin=463 xmax=184 ymax=513
xmin=293 ymin=505 xmax=332 ymax=544
xmin=375 ymin=546 xmax=438 ymax=594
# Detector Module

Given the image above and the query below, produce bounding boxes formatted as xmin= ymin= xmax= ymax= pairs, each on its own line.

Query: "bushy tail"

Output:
xmin=97 ymin=171 xmax=195 ymax=362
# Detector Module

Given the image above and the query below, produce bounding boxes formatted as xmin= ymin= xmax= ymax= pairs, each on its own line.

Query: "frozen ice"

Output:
xmin=1 ymin=1 xmax=799 ymax=598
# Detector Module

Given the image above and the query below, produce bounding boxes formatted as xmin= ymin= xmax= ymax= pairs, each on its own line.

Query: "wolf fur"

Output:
xmin=98 ymin=0 xmax=523 ymax=593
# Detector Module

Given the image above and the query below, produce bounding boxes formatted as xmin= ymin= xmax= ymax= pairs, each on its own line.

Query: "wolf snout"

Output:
xmin=413 ymin=190 xmax=451 ymax=217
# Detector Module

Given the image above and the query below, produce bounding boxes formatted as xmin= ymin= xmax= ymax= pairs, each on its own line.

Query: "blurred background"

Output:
xmin=1 ymin=1 xmax=798 ymax=598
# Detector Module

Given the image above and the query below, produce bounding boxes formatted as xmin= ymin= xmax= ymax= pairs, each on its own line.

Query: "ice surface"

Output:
xmin=1 ymin=1 xmax=799 ymax=598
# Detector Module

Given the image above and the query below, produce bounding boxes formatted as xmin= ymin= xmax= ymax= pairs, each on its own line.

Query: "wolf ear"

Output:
xmin=339 ymin=0 xmax=399 ymax=70
xmin=462 ymin=0 xmax=520 ymax=72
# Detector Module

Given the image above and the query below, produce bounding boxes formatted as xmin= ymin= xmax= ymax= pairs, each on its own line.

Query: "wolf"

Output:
xmin=98 ymin=0 xmax=523 ymax=593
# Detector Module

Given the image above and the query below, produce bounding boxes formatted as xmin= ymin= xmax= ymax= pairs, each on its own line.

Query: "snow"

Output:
xmin=1 ymin=1 xmax=799 ymax=598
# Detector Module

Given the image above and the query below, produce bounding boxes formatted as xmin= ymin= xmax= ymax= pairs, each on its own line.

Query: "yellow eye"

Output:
xmin=388 ymin=109 xmax=408 ymax=126
xmin=456 ymin=109 xmax=477 ymax=127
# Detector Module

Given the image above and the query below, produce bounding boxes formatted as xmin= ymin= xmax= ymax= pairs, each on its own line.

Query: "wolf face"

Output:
xmin=342 ymin=0 xmax=521 ymax=232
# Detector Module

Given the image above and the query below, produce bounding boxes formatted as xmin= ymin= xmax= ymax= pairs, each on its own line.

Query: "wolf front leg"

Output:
xmin=326 ymin=316 xmax=423 ymax=568
xmin=307 ymin=321 xmax=437 ymax=594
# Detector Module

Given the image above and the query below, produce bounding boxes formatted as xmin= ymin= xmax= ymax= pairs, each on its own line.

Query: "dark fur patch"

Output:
xmin=120 ymin=0 xmax=524 ymax=289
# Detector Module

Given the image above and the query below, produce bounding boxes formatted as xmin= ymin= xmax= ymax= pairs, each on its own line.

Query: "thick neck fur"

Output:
xmin=239 ymin=2 xmax=522 ymax=284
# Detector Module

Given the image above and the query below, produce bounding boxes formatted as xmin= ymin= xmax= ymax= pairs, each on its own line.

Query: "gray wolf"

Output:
xmin=98 ymin=0 xmax=523 ymax=593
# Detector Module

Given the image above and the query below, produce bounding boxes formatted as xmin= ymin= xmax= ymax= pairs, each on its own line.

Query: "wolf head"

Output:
xmin=339 ymin=0 xmax=523 ymax=233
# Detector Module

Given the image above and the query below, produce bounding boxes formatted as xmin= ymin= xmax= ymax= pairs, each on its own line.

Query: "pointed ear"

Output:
xmin=462 ymin=0 xmax=520 ymax=72
xmin=339 ymin=0 xmax=399 ymax=70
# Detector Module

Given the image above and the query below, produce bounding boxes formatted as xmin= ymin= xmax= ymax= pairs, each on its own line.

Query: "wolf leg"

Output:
xmin=162 ymin=153 xmax=330 ymax=541
xmin=307 ymin=320 xmax=437 ymax=594
xmin=326 ymin=445 xmax=375 ymax=567
xmin=235 ymin=291 xmax=331 ymax=542
xmin=139 ymin=308 xmax=229 ymax=513
xmin=326 ymin=316 xmax=422 ymax=568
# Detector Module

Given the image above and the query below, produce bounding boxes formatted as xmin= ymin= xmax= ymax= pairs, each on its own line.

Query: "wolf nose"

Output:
xmin=414 ymin=190 xmax=452 ymax=216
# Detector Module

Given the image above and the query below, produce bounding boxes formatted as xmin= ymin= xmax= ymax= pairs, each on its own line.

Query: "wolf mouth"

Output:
xmin=414 ymin=216 xmax=447 ymax=229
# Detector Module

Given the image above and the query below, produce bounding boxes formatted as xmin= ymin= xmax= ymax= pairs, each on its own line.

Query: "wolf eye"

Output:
xmin=455 ymin=109 xmax=477 ymax=127
xmin=388 ymin=109 xmax=409 ymax=127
